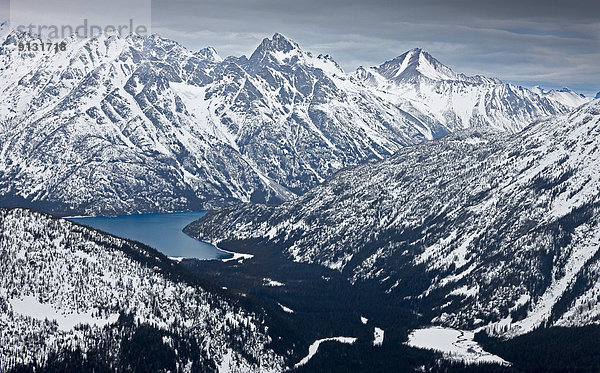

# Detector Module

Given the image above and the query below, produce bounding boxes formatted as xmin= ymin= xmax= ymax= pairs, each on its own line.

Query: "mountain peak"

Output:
xmin=196 ymin=46 xmax=223 ymax=62
xmin=248 ymin=32 xmax=306 ymax=67
xmin=272 ymin=32 xmax=291 ymax=42
xmin=254 ymin=33 xmax=301 ymax=55
xmin=375 ymin=48 xmax=458 ymax=82
xmin=247 ymin=33 xmax=343 ymax=75
xmin=596 ymin=91 xmax=600 ymax=99
xmin=532 ymin=85 xmax=545 ymax=95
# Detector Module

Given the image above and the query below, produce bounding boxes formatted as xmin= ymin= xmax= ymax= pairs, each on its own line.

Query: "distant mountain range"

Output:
xmin=188 ymin=98 xmax=600 ymax=338
xmin=531 ymin=86 xmax=592 ymax=108
xmin=0 ymin=24 xmax=583 ymax=215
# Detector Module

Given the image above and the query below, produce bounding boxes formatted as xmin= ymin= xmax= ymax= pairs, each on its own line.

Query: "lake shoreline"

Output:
xmin=68 ymin=211 xmax=231 ymax=260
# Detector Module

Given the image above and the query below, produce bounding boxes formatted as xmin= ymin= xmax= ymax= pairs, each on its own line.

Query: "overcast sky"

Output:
xmin=5 ymin=0 xmax=599 ymax=95
xmin=151 ymin=0 xmax=599 ymax=96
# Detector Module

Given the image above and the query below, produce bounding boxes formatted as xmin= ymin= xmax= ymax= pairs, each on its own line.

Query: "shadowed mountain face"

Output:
xmin=0 ymin=26 xmax=571 ymax=215
xmin=187 ymin=99 xmax=600 ymax=338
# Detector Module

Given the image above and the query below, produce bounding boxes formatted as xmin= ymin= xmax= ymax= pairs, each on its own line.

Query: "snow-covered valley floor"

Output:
xmin=406 ymin=327 xmax=508 ymax=365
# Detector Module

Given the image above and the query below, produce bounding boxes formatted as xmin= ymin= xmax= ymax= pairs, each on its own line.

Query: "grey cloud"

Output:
xmin=5 ymin=0 xmax=598 ymax=95
xmin=148 ymin=0 xmax=598 ymax=95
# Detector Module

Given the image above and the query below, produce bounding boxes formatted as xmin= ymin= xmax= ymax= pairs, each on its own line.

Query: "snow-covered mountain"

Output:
xmin=352 ymin=48 xmax=573 ymax=133
xmin=188 ymin=99 xmax=600 ymax=338
xmin=0 ymin=207 xmax=289 ymax=371
xmin=0 ymin=28 xmax=299 ymax=216
xmin=531 ymin=86 xmax=592 ymax=108
xmin=0 ymin=25 xmax=570 ymax=215
xmin=198 ymin=33 xmax=428 ymax=195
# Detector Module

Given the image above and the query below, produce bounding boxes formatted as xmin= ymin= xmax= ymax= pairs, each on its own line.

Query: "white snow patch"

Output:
xmin=462 ymin=137 xmax=488 ymax=145
xmin=15 ymin=249 xmax=26 ymax=260
xmin=360 ymin=316 xmax=368 ymax=324
xmin=373 ymin=327 xmax=384 ymax=346
xmin=217 ymin=349 xmax=233 ymax=373
xmin=448 ymin=285 xmax=479 ymax=298
xmin=9 ymin=296 xmax=119 ymax=331
xmin=278 ymin=303 xmax=294 ymax=314
xmin=294 ymin=337 xmax=357 ymax=368
xmin=219 ymin=248 xmax=254 ymax=262
xmin=406 ymin=327 xmax=508 ymax=365
xmin=263 ymin=278 xmax=285 ymax=287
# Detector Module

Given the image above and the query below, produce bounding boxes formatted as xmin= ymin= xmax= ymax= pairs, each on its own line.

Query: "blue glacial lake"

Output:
xmin=69 ymin=211 xmax=231 ymax=260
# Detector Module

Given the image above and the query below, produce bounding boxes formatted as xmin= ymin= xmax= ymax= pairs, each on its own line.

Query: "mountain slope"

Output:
xmin=188 ymin=99 xmax=600 ymax=338
xmin=0 ymin=27 xmax=571 ymax=215
xmin=0 ymin=207 xmax=290 ymax=371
